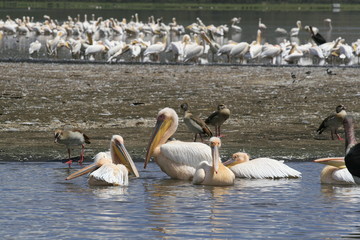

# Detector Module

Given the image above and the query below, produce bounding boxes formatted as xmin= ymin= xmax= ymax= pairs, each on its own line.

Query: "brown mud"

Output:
xmin=1 ymin=62 xmax=359 ymax=162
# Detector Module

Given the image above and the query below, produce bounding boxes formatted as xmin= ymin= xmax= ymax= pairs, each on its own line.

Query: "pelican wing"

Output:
xmin=160 ymin=141 xmax=211 ymax=168
xmin=332 ymin=168 xmax=355 ymax=184
xmin=230 ymin=158 xmax=301 ymax=179
xmin=90 ymin=163 xmax=129 ymax=186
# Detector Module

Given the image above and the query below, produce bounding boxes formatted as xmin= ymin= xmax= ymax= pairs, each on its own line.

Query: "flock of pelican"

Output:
xmin=53 ymin=102 xmax=360 ymax=187
xmin=2 ymin=13 xmax=360 ymax=65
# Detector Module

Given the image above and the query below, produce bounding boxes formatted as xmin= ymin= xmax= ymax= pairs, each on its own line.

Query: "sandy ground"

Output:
xmin=1 ymin=62 xmax=359 ymax=163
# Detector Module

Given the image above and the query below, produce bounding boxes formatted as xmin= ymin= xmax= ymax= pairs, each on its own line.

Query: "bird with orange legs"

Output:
xmin=192 ymin=137 xmax=235 ymax=186
xmin=205 ymin=104 xmax=230 ymax=137
xmin=66 ymin=135 xmax=139 ymax=186
xmin=145 ymin=107 xmax=212 ymax=180
xmin=223 ymin=152 xmax=301 ymax=179
xmin=316 ymin=104 xmax=346 ymax=140
xmin=54 ymin=129 xmax=90 ymax=167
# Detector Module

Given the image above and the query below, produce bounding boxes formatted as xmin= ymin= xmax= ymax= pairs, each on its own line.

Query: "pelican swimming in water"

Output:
xmin=314 ymin=157 xmax=355 ymax=184
xmin=66 ymin=135 xmax=139 ymax=186
xmin=192 ymin=137 xmax=235 ymax=186
xmin=54 ymin=129 xmax=90 ymax=167
xmin=145 ymin=107 xmax=212 ymax=180
xmin=222 ymin=152 xmax=301 ymax=179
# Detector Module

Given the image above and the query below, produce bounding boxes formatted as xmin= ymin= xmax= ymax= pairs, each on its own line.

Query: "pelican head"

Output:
xmin=223 ymin=152 xmax=250 ymax=167
xmin=144 ymin=108 xmax=179 ymax=168
xmin=111 ymin=135 xmax=139 ymax=177
xmin=66 ymin=135 xmax=139 ymax=180
xmin=210 ymin=137 xmax=221 ymax=174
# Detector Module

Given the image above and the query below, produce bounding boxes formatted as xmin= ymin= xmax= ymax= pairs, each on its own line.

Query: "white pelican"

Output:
xmin=143 ymin=35 xmax=167 ymax=62
xmin=144 ymin=107 xmax=212 ymax=180
xmin=249 ymin=30 xmax=263 ymax=59
xmin=192 ymin=137 xmax=235 ymax=186
xmin=29 ymin=40 xmax=41 ymax=56
xmin=314 ymin=157 xmax=354 ymax=184
xmin=316 ymin=105 xmax=346 ymax=140
xmin=180 ymin=102 xmax=212 ymax=142
xmin=229 ymin=42 xmax=250 ymax=63
xmin=54 ymin=129 xmax=91 ymax=167
xmin=66 ymin=135 xmax=139 ymax=186
xmin=284 ymin=43 xmax=303 ymax=64
xmin=183 ymin=33 xmax=206 ymax=63
xmin=230 ymin=17 xmax=242 ymax=33
xmin=258 ymin=18 xmax=267 ymax=30
xmin=205 ymin=104 xmax=230 ymax=137
xmin=260 ymin=44 xmax=282 ymax=64
xmin=290 ymin=20 xmax=302 ymax=37
xmin=217 ymin=40 xmax=237 ymax=62
xmin=223 ymin=152 xmax=301 ymax=179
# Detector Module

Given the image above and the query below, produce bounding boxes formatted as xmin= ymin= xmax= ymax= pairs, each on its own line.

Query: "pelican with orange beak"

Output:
xmin=145 ymin=107 xmax=212 ymax=180
xmin=314 ymin=157 xmax=355 ymax=184
xmin=66 ymin=135 xmax=139 ymax=186
xmin=192 ymin=137 xmax=235 ymax=186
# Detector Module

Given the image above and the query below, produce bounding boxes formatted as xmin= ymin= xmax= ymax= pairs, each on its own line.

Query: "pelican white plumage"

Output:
xmin=249 ymin=30 xmax=263 ymax=59
xmin=143 ymin=35 xmax=167 ymax=62
xmin=223 ymin=152 xmax=301 ymax=179
xmin=229 ymin=42 xmax=250 ymax=63
xmin=284 ymin=43 xmax=303 ymax=64
xmin=144 ymin=107 xmax=212 ymax=180
xmin=290 ymin=20 xmax=302 ymax=37
xmin=66 ymin=135 xmax=139 ymax=186
xmin=314 ymin=157 xmax=354 ymax=184
xmin=258 ymin=18 xmax=267 ymax=30
xmin=29 ymin=40 xmax=41 ymax=55
xmin=183 ymin=32 xmax=206 ymax=63
xmin=260 ymin=44 xmax=282 ymax=64
xmin=217 ymin=40 xmax=237 ymax=62
xmin=192 ymin=137 xmax=235 ymax=186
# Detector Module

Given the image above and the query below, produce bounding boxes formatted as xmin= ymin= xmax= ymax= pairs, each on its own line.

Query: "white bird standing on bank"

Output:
xmin=223 ymin=152 xmax=301 ymax=179
xmin=66 ymin=135 xmax=139 ymax=186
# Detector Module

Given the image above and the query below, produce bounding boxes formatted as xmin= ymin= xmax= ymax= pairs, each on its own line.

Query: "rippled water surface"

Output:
xmin=1 ymin=161 xmax=360 ymax=239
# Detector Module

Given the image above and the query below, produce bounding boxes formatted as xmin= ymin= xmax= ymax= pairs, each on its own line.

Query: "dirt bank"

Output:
xmin=1 ymin=62 xmax=359 ymax=162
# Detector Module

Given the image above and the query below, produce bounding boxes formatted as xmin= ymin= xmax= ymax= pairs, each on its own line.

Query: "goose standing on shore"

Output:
xmin=54 ymin=129 xmax=90 ymax=167
xmin=316 ymin=105 xmax=347 ymax=140
xmin=180 ymin=103 xmax=212 ymax=142
xmin=205 ymin=104 xmax=230 ymax=137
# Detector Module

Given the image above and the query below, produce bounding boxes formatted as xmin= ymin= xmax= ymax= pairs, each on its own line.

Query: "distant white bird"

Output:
xmin=223 ymin=152 xmax=301 ymax=179
xmin=29 ymin=40 xmax=41 ymax=55
xmin=258 ymin=18 xmax=267 ymax=30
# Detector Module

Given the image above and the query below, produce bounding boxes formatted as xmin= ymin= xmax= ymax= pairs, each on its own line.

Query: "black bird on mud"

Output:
xmin=308 ymin=26 xmax=327 ymax=45
xmin=326 ymin=68 xmax=336 ymax=75
xmin=316 ymin=105 xmax=347 ymax=140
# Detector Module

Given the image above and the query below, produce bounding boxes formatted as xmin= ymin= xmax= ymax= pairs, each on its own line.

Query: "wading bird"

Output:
xmin=316 ymin=105 xmax=346 ymax=140
xmin=54 ymin=129 xmax=90 ymax=167
xmin=66 ymin=135 xmax=139 ymax=186
xmin=144 ymin=107 xmax=212 ymax=180
xmin=192 ymin=137 xmax=235 ymax=186
xmin=223 ymin=152 xmax=301 ymax=179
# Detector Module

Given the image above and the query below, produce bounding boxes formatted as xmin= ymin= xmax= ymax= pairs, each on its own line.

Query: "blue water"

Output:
xmin=1 ymin=161 xmax=359 ymax=239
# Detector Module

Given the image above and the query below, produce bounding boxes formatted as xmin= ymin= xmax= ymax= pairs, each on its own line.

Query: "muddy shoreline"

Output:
xmin=1 ymin=62 xmax=358 ymax=162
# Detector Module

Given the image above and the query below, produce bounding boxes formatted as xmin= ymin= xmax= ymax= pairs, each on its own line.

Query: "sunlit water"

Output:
xmin=1 ymin=161 xmax=360 ymax=239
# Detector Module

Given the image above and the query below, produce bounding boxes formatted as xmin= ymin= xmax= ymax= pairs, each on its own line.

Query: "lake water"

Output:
xmin=1 ymin=161 xmax=360 ymax=239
